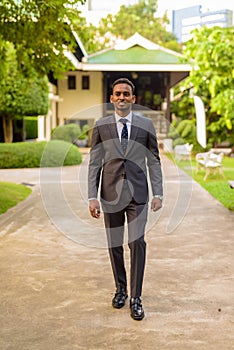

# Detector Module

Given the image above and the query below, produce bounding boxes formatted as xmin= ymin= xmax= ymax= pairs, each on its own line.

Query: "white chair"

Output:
xmin=228 ymin=181 xmax=234 ymax=189
xmin=174 ymin=143 xmax=193 ymax=161
xmin=196 ymin=151 xmax=225 ymax=180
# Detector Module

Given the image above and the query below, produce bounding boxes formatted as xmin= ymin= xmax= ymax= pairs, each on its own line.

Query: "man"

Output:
xmin=88 ymin=78 xmax=163 ymax=321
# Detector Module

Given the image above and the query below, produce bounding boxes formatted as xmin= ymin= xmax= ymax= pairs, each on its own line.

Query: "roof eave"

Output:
xmin=78 ymin=63 xmax=191 ymax=72
xmin=64 ymin=50 xmax=83 ymax=69
xmin=72 ymin=31 xmax=88 ymax=58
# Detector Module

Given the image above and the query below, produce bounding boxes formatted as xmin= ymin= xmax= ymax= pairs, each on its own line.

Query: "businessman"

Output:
xmin=88 ymin=78 xmax=163 ymax=320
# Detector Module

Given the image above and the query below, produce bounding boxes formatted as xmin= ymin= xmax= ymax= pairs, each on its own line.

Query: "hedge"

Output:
xmin=51 ymin=123 xmax=81 ymax=143
xmin=0 ymin=140 xmax=82 ymax=168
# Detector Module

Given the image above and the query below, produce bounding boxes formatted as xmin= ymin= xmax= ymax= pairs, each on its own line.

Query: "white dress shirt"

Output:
xmin=115 ymin=112 xmax=132 ymax=141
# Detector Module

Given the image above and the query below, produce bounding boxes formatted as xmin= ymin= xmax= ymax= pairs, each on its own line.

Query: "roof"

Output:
xmin=76 ymin=33 xmax=191 ymax=72
xmin=85 ymin=46 xmax=183 ymax=64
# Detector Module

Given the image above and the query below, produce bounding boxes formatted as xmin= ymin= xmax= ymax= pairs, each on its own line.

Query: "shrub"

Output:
xmin=0 ymin=140 xmax=82 ymax=168
xmin=175 ymin=119 xmax=196 ymax=142
xmin=51 ymin=123 xmax=81 ymax=143
xmin=169 ymin=118 xmax=206 ymax=152
xmin=173 ymin=137 xmax=185 ymax=147
xmin=78 ymin=124 xmax=89 ymax=140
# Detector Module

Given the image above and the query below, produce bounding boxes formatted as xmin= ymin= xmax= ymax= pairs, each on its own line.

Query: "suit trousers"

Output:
xmin=103 ymin=181 xmax=148 ymax=298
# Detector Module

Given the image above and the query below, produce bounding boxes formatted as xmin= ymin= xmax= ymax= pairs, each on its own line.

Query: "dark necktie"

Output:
xmin=120 ymin=118 xmax=128 ymax=153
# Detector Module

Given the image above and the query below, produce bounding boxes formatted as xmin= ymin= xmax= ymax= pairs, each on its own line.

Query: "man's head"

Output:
xmin=110 ymin=78 xmax=136 ymax=117
xmin=112 ymin=78 xmax=135 ymax=94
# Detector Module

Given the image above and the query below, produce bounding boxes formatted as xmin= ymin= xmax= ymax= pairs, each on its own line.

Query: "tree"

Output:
xmin=93 ymin=0 xmax=181 ymax=53
xmin=0 ymin=1 xmax=87 ymax=142
xmin=0 ymin=0 xmax=86 ymax=77
xmin=182 ymin=26 xmax=234 ymax=146
xmin=0 ymin=41 xmax=49 ymax=142
xmin=74 ymin=15 xmax=103 ymax=54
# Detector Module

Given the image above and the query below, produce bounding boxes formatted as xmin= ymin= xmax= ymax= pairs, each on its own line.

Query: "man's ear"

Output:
xmin=132 ymin=95 xmax=136 ymax=104
xmin=110 ymin=95 xmax=113 ymax=103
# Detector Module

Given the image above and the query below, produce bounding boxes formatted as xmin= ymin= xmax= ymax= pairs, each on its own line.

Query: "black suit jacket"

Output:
xmin=88 ymin=113 xmax=163 ymax=205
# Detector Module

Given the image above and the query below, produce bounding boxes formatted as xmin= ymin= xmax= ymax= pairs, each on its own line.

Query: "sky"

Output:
xmin=156 ymin=0 xmax=234 ymax=15
xmin=80 ymin=0 xmax=234 ymax=25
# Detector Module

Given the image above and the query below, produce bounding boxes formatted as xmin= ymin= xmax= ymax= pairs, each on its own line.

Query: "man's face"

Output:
xmin=110 ymin=83 xmax=136 ymax=115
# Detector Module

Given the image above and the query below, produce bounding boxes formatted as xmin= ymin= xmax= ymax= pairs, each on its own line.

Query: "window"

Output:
xmin=68 ymin=75 xmax=76 ymax=90
xmin=82 ymin=75 xmax=90 ymax=90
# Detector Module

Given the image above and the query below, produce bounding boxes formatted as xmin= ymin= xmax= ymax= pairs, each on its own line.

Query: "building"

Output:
xmin=172 ymin=5 xmax=233 ymax=43
xmin=52 ymin=33 xmax=191 ymax=145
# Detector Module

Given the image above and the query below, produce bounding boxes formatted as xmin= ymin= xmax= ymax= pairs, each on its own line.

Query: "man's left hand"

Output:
xmin=151 ymin=197 xmax=162 ymax=212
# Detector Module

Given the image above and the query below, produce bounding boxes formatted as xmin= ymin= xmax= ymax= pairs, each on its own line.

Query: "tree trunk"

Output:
xmin=2 ymin=115 xmax=13 ymax=143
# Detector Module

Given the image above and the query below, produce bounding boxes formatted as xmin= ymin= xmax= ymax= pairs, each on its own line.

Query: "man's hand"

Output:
xmin=89 ymin=199 xmax=101 ymax=219
xmin=151 ymin=197 xmax=162 ymax=212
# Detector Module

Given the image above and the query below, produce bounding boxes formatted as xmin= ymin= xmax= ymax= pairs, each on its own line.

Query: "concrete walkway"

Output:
xmin=0 ymin=152 xmax=233 ymax=350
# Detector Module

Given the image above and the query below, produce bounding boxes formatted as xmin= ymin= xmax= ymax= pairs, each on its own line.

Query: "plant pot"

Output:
xmin=77 ymin=138 xmax=88 ymax=147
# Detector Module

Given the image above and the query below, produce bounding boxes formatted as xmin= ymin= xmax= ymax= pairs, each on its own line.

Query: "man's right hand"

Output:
xmin=89 ymin=199 xmax=101 ymax=219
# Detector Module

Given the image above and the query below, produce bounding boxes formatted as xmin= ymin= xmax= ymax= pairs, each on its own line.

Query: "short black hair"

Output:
xmin=112 ymin=78 xmax=135 ymax=93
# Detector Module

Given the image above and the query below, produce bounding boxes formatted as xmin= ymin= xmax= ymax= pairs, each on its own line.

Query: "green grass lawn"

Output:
xmin=0 ymin=182 xmax=32 ymax=214
xmin=167 ymin=154 xmax=234 ymax=211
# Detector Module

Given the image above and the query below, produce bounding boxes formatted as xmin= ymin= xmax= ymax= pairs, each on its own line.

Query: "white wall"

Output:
xmin=58 ymin=71 xmax=103 ymax=125
xmin=37 ymin=83 xmax=61 ymax=141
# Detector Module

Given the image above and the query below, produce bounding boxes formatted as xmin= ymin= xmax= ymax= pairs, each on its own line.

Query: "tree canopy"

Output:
xmin=172 ymin=26 xmax=234 ymax=147
xmin=0 ymin=0 xmax=86 ymax=142
xmin=0 ymin=0 xmax=86 ymax=77
xmin=0 ymin=41 xmax=49 ymax=142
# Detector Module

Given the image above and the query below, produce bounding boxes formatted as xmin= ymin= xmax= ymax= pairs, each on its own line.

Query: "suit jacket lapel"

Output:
xmin=125 ymin=113 xmax=140 ymax=155
xmin=107 ymin=115 xmax=123 ymax=153
xmin=107 ymin=115 xmax=118 ymax=139
xmin=130 ymin=113 xmax=140 ymax=141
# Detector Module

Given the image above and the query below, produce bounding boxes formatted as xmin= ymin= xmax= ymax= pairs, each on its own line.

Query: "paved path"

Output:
xmin=0 ymin=153 xmax=233 ymax=350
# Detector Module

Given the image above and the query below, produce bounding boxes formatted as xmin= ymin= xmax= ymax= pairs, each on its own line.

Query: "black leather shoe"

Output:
xmin=112 ymin=289 xmax=128 ymax=309
xmin=130 ymin=297 xmax=145 ymax=320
